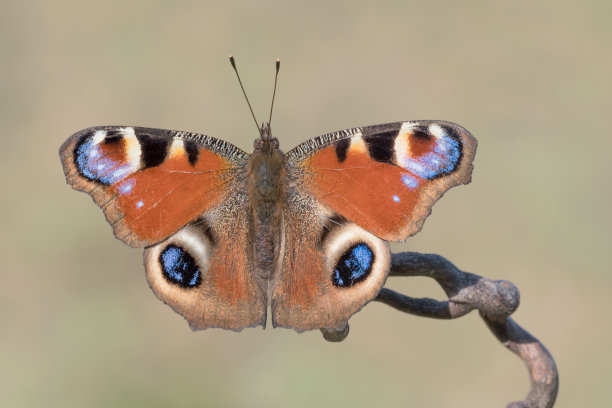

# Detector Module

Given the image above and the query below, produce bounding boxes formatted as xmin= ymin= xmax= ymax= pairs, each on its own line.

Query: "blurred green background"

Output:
xmin=2 ymin=1 xmax=610 ymax=407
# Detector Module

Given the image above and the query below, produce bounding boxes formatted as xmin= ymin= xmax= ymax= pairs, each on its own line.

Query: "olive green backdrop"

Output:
xmin=2 ymin=1 xmax=610 ymax=407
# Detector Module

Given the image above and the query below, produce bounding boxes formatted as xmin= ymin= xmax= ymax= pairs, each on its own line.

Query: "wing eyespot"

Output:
xmin=159 ymin=245 xmax=201 ymax=288
xmin=72 ymin=128 xmax=142 ymax=186
xmin=144 ymin=222 xmax=214 ymax=294
xmin=319 ymin=220 xmax=390 ymax=290
xmin=332 ymin=243 xmax=375 ymax=287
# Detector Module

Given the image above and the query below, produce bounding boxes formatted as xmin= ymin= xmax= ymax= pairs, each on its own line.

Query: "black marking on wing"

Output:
xmin=410 ymin=126 xmax=432 ymax=140
xmin=319 ymin=213 xmax=348 ymax=246
xmin=170 ymin=130 xmax=249 ymax=163
xmin=286 ymin=127 xmax=363 ymax=162
xmin=334 ymin=138 xmax=351 ymax=163
xmin=104 ymin=130 xmax=124 ymax=144
xmin=202 ymin=225 xmax=216 ymax=248
xmin=190 ymin=217 xmax=216 ymax=247
xmin=363 ymin=129 xmax=397 ymax=164
xmin=137 ymin=133 xmax=170 ymax=168
xmin=442 ymin=124 xmax=462 ymax=143
xmin=184 ymin=139 xmax=200 ymax=166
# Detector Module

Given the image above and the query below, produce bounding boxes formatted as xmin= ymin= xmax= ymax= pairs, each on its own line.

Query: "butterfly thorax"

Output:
xmin=247 ymin=136 xmax=286 ymax=294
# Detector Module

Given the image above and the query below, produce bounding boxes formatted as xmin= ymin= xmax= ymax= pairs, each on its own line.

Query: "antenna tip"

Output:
xmin=276 ymin=59 xmax=280 ymax=70
xmin=229 ymin=55 xmax=236 ymax=68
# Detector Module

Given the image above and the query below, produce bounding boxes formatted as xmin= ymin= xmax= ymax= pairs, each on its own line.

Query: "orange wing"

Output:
xmin=60 ymin=126 xmax=266 ymax=330
xmin=59 ymin=126 xmax=249 ymax=247
xmin=286 ymin=121 xmax=477 ymax=242
xmin=270 ymin=121 xmax=476 ymax=331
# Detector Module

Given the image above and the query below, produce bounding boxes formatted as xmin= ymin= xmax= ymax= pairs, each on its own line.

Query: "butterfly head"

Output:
xmin=254 ymin=122 xmax=280 ymax=152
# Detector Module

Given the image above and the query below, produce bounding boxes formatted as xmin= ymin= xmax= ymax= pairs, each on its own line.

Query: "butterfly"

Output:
xmin=60 ymin=118 xmax=476 ymax=332
xmin=59 ymin=60 xmax=477 ymax=332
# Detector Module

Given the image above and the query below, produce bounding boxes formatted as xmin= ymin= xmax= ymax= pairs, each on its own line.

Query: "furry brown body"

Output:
xmin=247 ymin=137 xmax=285 ymax=297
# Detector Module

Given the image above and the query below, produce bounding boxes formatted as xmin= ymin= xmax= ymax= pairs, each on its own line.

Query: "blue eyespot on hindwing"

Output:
xmin=332 ymin=243 xmax=374 ymax=287
xmin=159 ymin=245 xmax=201 ymax=288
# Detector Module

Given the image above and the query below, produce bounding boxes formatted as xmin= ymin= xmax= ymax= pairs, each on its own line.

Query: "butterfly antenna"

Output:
xmin=268 ymin=59 xmax=280 ymax=126
xmin=229 ymin=55 xmax=261 ymax=136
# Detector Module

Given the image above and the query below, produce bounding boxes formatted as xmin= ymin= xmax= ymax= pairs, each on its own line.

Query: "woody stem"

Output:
xmin=321 ymin=251 xmax=559 ymax=408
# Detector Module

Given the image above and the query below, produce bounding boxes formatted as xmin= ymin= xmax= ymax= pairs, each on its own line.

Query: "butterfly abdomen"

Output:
xmin=247 ymin=148 xmax=287 ymax=292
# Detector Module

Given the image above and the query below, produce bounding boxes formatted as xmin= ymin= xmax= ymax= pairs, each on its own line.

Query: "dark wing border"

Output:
xmin=286 ymin=122 xmax=404 ymax=162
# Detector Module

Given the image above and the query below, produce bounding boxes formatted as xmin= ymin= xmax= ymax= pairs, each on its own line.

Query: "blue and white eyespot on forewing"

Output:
xmin=398 ymin=124 xmax=461 ymax=191
xmin=75 ymin=128 xmax=142 ymax=186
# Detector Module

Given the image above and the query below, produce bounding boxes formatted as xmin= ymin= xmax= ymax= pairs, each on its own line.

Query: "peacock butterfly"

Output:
xmin=59 ymin=58 xmax=477 ymax=332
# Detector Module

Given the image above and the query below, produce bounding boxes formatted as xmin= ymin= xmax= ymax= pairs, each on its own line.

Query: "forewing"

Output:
xmin=59 ymin=126 xmax=249 ymax=247
xmin=286 ymin=120 xmax=477 ymax=242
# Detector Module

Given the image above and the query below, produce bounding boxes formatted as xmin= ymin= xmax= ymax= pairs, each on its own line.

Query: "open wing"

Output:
xmin=285 ymin=120 xmax=477 ymax=242
xmin=60 ymin=126 xmax=249 ymax=247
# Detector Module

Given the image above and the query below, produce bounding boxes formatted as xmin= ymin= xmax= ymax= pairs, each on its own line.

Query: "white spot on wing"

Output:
xmin=428 ymin=124 xmax=446 ymax=140
xmin=169 ymin=138 xmax=186 ymax=158
xmin=400 ymin=121 xmax=418 ymax=133
xmin=120 ymin=127 xmax=136 ymax=138
xmin=119 ymin=127 xmax=142 ymax=172
xmin=394 ymin=127 xmax=411 ymax=166
xmin=394 ymin=122 xmax=424 ymax=166
xmin=92 ymin=130 xmax=106 ymax=144
xmin=349 ymin=132 xmax=367 ymax=153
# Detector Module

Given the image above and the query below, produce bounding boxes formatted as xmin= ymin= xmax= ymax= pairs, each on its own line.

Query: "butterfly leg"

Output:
xmin=358 ymin=251 xmax=559 ymax=408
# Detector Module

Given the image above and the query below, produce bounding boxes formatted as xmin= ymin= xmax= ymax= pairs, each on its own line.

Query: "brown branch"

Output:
xmin=322 ymin=251 xmax=559 ymax=408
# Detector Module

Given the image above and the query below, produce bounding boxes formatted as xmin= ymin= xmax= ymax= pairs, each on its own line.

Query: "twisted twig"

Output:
xmin=321 ymin=251 xmax=559 ymax=408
